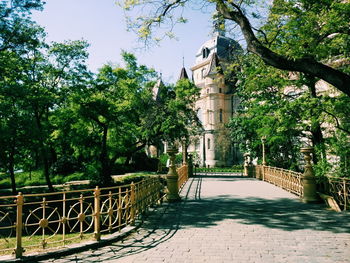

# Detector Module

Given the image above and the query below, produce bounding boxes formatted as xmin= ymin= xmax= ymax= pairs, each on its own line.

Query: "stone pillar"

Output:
xmin=182 ymin=140 xmax=188 ymax=165
xmin=300 ymin=147 xmax=319 ymax=203
xmin=261 ymin=136 xmax=267 ymax=166
xmin=243 ymin=153 xmax=250 ymax=177
xmin=188 ymin=154 xmax=194 ymax=178
xmin=166 ymin=145 xmax=181 ymax=202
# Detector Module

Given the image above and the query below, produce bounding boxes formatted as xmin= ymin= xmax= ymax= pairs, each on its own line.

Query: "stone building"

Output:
xmin=185 ymin=31 xmax=243 ymax=167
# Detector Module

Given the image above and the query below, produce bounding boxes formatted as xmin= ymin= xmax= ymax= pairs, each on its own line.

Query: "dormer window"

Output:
xmin=202 ymin=47 xmax=210 ymax=59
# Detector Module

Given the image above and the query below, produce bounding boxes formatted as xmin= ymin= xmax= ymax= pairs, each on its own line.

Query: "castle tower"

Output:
xmin=189 ymin=31 xmax=242 ymax=167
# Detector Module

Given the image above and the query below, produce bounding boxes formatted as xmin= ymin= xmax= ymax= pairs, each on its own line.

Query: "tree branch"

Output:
xmin=323 ymin=109 xmax=350 ymax=135
xmin=215 ymin=0 xmax=350 ymax=97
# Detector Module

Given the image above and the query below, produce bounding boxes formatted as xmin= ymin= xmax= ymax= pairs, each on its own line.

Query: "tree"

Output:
xmin=59 ymin=52 xmax=157 ymax=185
xmin=120 ymin=0 xmax=350 ymax=96
xmin=0 ymin=0 xmax=45 ymax=193
xmin=229 ymin=53 xmax=350 ymax=176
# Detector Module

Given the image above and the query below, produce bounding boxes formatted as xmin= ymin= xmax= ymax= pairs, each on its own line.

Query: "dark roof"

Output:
xmin=178 ymin=67 xmax=189 ymax=80
xmin=206 ymin=52 xmax=223 ymax=76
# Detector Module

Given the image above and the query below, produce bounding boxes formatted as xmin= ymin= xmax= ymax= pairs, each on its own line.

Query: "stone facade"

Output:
xmin=187 ymin=32 xmax=243 ymax=167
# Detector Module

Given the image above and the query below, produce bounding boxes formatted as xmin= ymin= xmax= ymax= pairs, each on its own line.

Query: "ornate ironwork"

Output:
xmin=317 ymin=176 xmax=349 ymax=211
xmin=256 ymin=165 xmax=303 ymax=196
xmin=0 ymin=177 xmax=164 ymax=258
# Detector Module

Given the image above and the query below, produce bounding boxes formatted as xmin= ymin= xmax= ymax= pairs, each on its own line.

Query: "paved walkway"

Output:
xmin=41 ymin=175 xmax=350 ymax=263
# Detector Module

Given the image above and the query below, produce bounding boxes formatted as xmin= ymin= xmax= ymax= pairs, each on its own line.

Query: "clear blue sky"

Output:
xmin=31 ymin=0 xmax=215 ymax=83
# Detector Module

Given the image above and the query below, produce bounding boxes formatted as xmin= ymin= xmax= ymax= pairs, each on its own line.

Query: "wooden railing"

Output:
xmin=255 ymin=165 xmax=303 ymax=197
xmin=177 ymin=164 xmax=188 ymax=191
xmin=0 ymin=177 xmax=164 ymax=258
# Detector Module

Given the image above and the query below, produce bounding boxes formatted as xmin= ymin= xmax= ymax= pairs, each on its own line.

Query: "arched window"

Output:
xmin=219 ymin=109 xmax=223 ymax=123
xmin=207 ymin=138 xmax=211 ymax=149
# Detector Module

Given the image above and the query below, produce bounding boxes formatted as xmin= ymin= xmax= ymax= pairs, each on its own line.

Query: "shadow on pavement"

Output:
xmin=44 ymin=175 xmax=350 ymax=262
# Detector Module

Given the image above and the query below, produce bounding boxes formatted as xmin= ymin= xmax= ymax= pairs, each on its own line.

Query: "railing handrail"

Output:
xmin=0 ymin=176 xmax=165 ymax=259
xmin=253 ymin=164 xmax=349 ymax=211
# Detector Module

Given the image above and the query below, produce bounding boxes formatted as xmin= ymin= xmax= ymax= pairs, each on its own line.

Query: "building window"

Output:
xmin=207 ymin=138 xmax=211 ymax=149
xmin=197 ymin=108 xmax=203 ymax=124
xmin=201 ymin=68 xmax=206 ymax=79
xmin=219 ymin=109 xmax=223 ymax=123
xmin=195 ymin=141 xmax=200 ymax=150
xmin=219 ymin=88 xmax=222 ymax=93
xmin=207 ymin=89 xmax=209 ymax=94
xmin=202 ymin=47 xmax=210 ymax=59
xmin=206 ymin=109 xmax=210 ymax=124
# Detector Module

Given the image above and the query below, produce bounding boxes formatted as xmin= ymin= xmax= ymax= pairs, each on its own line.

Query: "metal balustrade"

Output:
xmin=256 ymin=165 xmax=303 ymax=197
xmin=317 ymin=175 xmax=349 ymax=211
xmin=177 ymin=165 xmax=188 ymax=190
xmin=254 ymin=165 xmax=349 ymax=210
xmin=0 ymin=177 xmax=164 ymax=258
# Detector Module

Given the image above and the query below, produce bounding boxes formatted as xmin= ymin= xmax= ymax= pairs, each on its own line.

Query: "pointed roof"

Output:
xmin=152 ymin=77 xmax=165 ymax=101
xmin=206 ymin=52 xmax=223 ymax=77
xmin=178 ymin=67 xmax=189 ymax=80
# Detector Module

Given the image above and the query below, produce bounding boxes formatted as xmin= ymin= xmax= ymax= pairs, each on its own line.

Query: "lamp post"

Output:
xmin=261 ymin=136 xmax=267 ymax=166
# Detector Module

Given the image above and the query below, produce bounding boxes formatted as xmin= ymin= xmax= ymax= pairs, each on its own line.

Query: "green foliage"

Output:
xmin=0 ymin=170 xmax=86 ymax=189
xmin=159 ymin=153 xmax=168 ymax=166
xmin=50 ymin=156 xmax=81 ymax=176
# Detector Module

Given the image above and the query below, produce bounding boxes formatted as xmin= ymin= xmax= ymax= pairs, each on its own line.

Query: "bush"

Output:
xmin=131 ymin=152 xmax=159 ymax=172
xmin=111 ymin=163 xmax=135 ymax=175
xmin=50 ymin=156 xmax=80 ymax=175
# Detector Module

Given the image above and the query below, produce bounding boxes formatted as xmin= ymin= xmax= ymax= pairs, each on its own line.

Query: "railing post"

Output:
xmin=93 ymin=186 xmax=101 ymax=241
xmin=166 ymin=145 xmax=181 ymax=202
xmin=130 ymin=182 xmax=136 ymax=225
xmin=300 ymin=147 xmax=319 ymax=203
xmin=15 ymin=192 xmax=24 ymax=258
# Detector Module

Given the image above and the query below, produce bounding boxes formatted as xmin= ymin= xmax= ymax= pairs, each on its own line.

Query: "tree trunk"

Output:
xmin=99 ymin=125 xmax=112 ymax=185
xmin=35 ymin=111 xmax=54 ymax=192
xmin=8 ymin=145 xmax=17 ymax=195
xmin=306 ymin=76 xmax=326 ymax=165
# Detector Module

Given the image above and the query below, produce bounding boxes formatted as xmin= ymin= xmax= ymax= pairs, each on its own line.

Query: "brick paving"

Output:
xmin=41 ymin=175 xmax=350 ymax=263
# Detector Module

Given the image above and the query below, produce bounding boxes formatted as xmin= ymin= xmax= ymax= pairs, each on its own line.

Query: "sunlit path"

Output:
xmin=41 ymin=175 xmax=350 ymax=263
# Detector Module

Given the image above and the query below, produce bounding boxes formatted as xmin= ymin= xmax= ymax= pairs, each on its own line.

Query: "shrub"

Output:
xmin=50 ymin=156 xmax=80 ymax=176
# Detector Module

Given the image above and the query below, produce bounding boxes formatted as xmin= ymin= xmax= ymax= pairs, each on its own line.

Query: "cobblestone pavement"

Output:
xmin=41 ymin=175 xmax=350 ymax=263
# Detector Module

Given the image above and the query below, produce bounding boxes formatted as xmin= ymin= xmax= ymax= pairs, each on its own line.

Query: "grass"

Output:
xmin=112 ymin=172 xmax=159 ymax=185
xmin=0 ymin=170 xmax=160 ymax=192
xmin=0 ymin=170 xmax=86 ymax=190
xmin=0 ymin=232 xmax=95 ymax=256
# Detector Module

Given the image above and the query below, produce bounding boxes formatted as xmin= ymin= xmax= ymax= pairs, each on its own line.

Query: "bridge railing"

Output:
xmin=255 ymin=165 xmax=303 ymax=196
xmin=177 ymin=164 xmax=188 ymax=191
xmin=0 ymin=177 xmax=164 ymax=259
xmin=253 ymin=165 xmax=349 ymax=211
xmin=316 ymin=175 xmax=349 ymax=211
